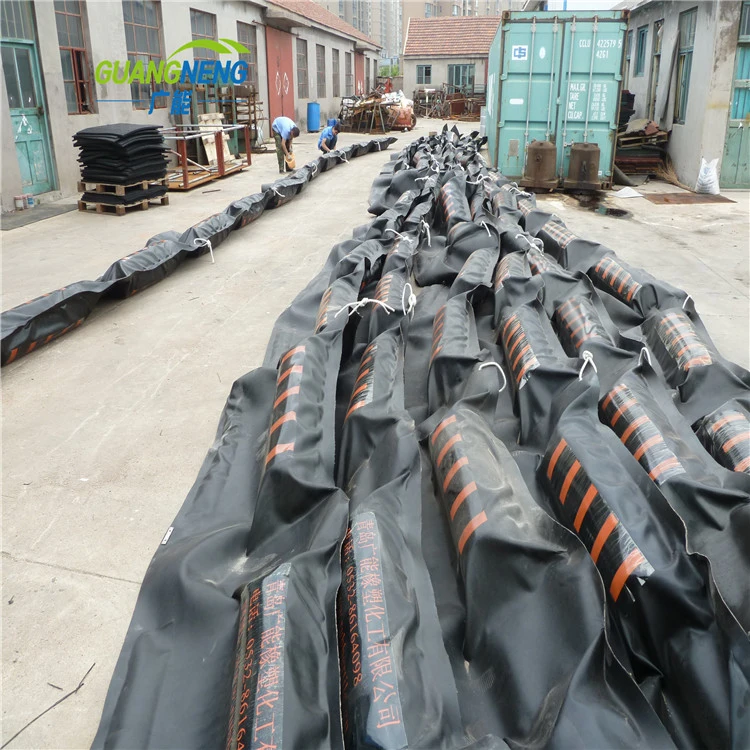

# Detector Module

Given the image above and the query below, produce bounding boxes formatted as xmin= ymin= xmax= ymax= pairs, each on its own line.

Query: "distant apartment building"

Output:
xmin=313 ymin=0 xmax=402 ymax=61
xmin=401 ymin=0 xmax=531 ymax=52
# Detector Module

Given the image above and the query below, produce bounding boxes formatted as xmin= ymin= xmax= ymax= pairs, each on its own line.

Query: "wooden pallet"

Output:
xmin=77 ymin=194 xmax=169 ymax=216
xmin=76 ymin=177 xmax=168 ymax=196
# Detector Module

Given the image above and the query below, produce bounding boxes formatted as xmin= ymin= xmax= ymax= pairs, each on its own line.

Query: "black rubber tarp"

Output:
xmin=92 ymin=128 xmax=749 ymax=750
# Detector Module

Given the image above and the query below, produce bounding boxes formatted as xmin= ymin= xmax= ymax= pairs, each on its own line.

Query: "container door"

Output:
xmin=721 ymin=2 xmax=750 ymax=189
xmin=1 ymin=41 xmax=55 ymax=194
xmin=355 ymin=52 xmax=365 ymax=95
xmin=265 ymin=26 xmax=295 ymax=123
xmin=486 ymin=27 xmax=502 ymax=167
xmin=496 ymin=16 xmax=564 ymax=179
xmin=553 ymin=16 xmax=626 ymax=185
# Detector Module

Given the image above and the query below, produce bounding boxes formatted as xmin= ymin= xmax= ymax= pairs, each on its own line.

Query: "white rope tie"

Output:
xmin=193 ymin=237 xmax=215 ymax=264
xmin=271 ymin=186 xmax=284 ymax=197
xmin=578 ymin=350 xmax=598 ymax=380
xmin=420 ymin=219 xmax=431 ymax=247
xmin=515 ymin=233 xmax=544 ymax=252
xmin=682 ymin=294 xmax=692 ymax=310
xmin=310 ymin=162 xmax=317 ymax=175
xmin=467 ymin=174 xmax=491 ymax=185
xmin=415 ymin=176 xmax=430 ymax=183
xmin=336 ymin=150 xmax=349 ymax=163
xmin=385 ymin=228 xmax=407 ymax=241
xmin=639 ymin=347 xmax=652 ymax=367
xmin=334 ymin=298 xmax=395 ymax=318
xmin=401 ymin=282 xmax=417 ymax=316
xmin=478 ymin=361 xmax=507 ymax=393
xmin=481 ymin=221 xmax=492 ymax=237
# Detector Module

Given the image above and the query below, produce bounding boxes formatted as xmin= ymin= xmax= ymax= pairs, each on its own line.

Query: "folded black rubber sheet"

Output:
xmin=92 ymin=127 xmax=750 ymax=750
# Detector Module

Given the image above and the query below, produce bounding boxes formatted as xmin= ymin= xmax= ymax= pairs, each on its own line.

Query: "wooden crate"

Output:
xmin=76 ymin=177 xmax=168 ymax=196
xmin=77 ymin=194 xmax=169 ymax=216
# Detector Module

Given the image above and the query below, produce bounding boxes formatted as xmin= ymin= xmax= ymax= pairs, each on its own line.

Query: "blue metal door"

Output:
xmin=2 ymin=41 xmax=54 ymax=194
xmin=721 ymin=3 xmax=750 ymax=189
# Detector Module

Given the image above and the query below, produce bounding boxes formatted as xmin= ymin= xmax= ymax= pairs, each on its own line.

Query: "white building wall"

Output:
xmin=403 ymin=56 xmax=488 ymax=96
xmin=290 ymin=26 xmax=379 ymax=131
xmin=626 ymin=0 xmax=740 ymax=187
xmin=2 ymin=0 xmax=268 ymax=206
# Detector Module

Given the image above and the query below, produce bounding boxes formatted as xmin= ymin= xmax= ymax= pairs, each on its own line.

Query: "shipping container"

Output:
xmin=486 ymin=10 xmax=628 ymax=189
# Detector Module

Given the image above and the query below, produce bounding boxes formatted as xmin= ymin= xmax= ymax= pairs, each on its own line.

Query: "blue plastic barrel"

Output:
xmin=307 ymin=102 xmax=321 ymax=132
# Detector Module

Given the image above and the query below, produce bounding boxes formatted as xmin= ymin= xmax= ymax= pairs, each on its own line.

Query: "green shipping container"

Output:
xmin=486 ymin=10 xmax=628 ymax=188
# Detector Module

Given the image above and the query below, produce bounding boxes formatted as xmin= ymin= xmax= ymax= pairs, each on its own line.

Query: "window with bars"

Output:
xmin=332 ymin=48 xmax=340 ymax=97
xmin=635 ymin=25 xmax=647 ymax=76
xmin=365 ymin=57 xmax=370 ymax=94
xmin=297 ymin=38 xmax=308 ymax=98
xmin=345 ymin=51 xmax=353 ymax=95
xmin=373 ymin=58 xmax=377 ymax=87
xmin=674 ymin=7 xmax=697 ymax=124
xmin=54 ymin=1 xmax=94 ymax=114
xmin=190 ymin=8 xmax=216 ymax=60
xmin=316 ymin=44 xmax=326 ymax=98
xmin=237 ymin=22 xmax=258 ymax=90
xmin=1 ymin=0 xmax=35 ymax=40
xmin=122 ymin=1 xmax=164 ymax=109
xmin=417 ymin=64 xmax=431 ymax=85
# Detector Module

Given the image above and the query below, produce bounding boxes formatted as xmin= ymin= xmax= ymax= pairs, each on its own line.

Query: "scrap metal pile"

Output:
xmin=93 ymin=127 xmax=749 ymax=750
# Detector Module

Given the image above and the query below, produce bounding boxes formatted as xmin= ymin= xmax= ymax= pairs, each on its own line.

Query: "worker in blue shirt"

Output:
xmin=271 ymin=116 xmax=300 ymax=173
xmin=318 ymin=120 xmax=341 ymax=153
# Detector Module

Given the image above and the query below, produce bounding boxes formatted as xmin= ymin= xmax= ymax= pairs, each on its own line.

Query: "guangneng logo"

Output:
xmin=95 ymin=38 xmax=251 ymax=114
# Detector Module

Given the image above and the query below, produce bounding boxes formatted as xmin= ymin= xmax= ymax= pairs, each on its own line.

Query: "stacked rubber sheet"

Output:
xmin=1 ymin=137 xmax=396 ymax=364
xmin=89 ymin=127 xmax=749 ymax=748
xmin=74 ymin=123 xmax=169 ymax=184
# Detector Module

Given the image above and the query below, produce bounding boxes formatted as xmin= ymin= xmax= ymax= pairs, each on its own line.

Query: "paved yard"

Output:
xmin=2 ymin=119 xmax=748 ymax=749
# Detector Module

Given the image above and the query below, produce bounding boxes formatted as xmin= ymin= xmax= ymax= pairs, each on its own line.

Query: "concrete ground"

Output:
xmin=2 ymin=118 xmax=748 ymax=749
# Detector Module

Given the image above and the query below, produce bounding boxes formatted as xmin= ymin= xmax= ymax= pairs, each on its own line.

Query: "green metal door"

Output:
xmin=721 ymin=3 xmax=750 ymax=189
xmin=1 ymin=40 xmax=55 ymax=194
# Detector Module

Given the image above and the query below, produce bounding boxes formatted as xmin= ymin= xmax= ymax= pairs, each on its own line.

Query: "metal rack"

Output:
xmin=163 ymin=124 xmax=251 ymax=191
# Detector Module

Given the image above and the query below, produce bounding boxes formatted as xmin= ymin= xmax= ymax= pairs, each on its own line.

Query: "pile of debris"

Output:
xmin=615 ymin=117 xmax=668 ymax=174
xmin=338 ymin=90 xmax=416 ymax=133
xmin=413 ymin=85 xmax=485 ymax=121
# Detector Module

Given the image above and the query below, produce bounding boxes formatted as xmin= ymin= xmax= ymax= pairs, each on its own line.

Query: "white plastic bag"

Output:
xmin=695 ymin=158 xmax=720 ymax=195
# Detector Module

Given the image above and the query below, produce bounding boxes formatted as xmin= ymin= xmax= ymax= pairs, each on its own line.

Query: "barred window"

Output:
xmin=297 ymin=38 xmax=308 ymax=98
xmin=122 ymin=1 xmax=164 ymax=109
xmin=54 ymin=0 xmax=94 ymax=114
xmin=316 ymin=44 xmax=326 ymax=99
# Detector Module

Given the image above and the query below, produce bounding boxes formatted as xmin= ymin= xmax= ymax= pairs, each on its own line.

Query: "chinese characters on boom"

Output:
xmin=339 ymin=512 xmax=408 ymax=746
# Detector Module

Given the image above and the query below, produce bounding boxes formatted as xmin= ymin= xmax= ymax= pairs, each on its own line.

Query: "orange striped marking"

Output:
xmin=437 ymin=434 xmax=462 ymax=467
xmin=6 ymin=348 xmax=18 ymax=364
xmin=610 ymin=549 xmax=646 ymax=602
xmin=458 ymin=511 xmax=488 ymax=554
xmin=516 ymin=358 xmax=538 ymax=384
xmin=710 ymin=413 xmax=745 ymax=433
xmin=610 ymin=399 xmax=636 ymax=428
xmin=512 ymin=343 xmax=531 ymax=371
xmin=345 ymin=401 xmax=366 ymax=420
xmin=574 ymin=485 xmax=598 ymax=532
xmin=269 ymin=412 xmax=296 ymax=435
xmin=620 ymin=414 xmax=650 ymax=444
xmin=546 ymin=439 xmax=567 ymax=480
xmin=359 ymin=355 xmax=373 ymax=369
xmin=27 ymin=341 xmax=37 ymax=353
xmin=265 ymin=442 xmax=294 ymax=464
xmin=601 ymin=385 xmax=626 ymax=412
xmin=355 ymin=368 xmax=371 ymax=385
xmin=432 ymin=415 xmax=457 ymax=445
xmin=277 ymin=365 xmax=303 ymax=384
xmin=559 ymin=460 xmax=580 ymax=505
xmin=633 ymin=434 xmax=662 ymax=461
xmin=735 ymin=455 xmax=750 ymax=472
xmin=502 ymin=314 xmax=518 ymax=336
xmin=280 ymin=345 xmax=305 ymax=366
xmin=648 ymin=457 xmax=681 ymax=480
xmin=430 ymin=345 xmax=443 ymax=363
xmin=443 ymin=457 xmax=469 ymax=492
xmin=722 ymin=431 xmax=750 ymax=452
xmin=351 ymin=382 xmax=369 ymax=399
xmin=683 ymin=355 xmax=712 ymax=369
xmin=273 ymin=386 xmax=300 ymax=409
xmin=591 ymin=513 xmax=618 ymax=564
